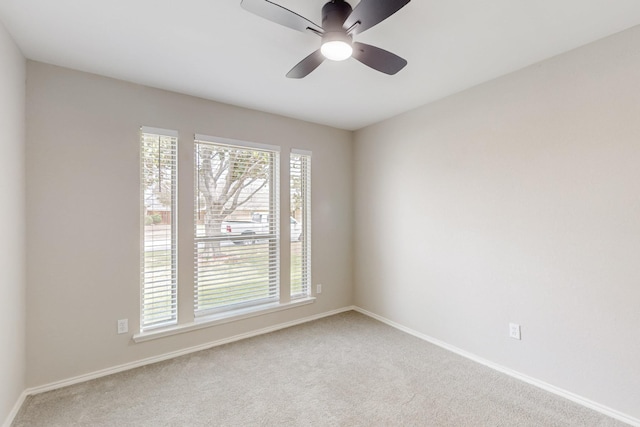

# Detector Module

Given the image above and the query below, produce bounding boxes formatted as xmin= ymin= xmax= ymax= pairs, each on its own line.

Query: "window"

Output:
xmin=290 ymin=150 xmax=311 ymax=298
xmin=139 ymin=130 xmax=313 ymax=339
xmin=140 ymin=127 xmax=178 ymax=331
xmin=194 ymin=135 xmax=280 ymax=316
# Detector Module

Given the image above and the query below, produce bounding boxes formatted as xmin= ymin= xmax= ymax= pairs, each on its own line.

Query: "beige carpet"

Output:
xmin=13 ymin=311 xmax=628 ymax=426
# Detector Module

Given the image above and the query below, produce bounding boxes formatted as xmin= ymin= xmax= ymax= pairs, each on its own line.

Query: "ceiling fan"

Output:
xmin=241 ymin=0 xmax=411 ymax=78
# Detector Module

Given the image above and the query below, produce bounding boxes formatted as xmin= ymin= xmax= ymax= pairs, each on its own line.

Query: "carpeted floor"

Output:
xmin=13 ymin=311 xmax=628 ymax=426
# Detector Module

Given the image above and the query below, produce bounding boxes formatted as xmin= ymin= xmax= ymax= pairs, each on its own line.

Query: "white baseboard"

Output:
xmin=353 ymin=306 xmax=640 ymax=427
xmin=2 ymin=390 xmax=28 ymax=427
xmin=7 ymin=306 xmax=353 ymax=425
xmin=10 ymin=305 xmax=636 ymax=427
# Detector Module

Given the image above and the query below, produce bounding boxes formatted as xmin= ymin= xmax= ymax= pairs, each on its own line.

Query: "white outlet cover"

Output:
xmin=509 ymin=323 xmax=521 ymax=340
xmin=117 ymin=319 xmax=129 ymax=334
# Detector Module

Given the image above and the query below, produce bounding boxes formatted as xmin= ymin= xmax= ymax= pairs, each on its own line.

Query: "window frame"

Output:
xmin=136 ymin=131 xmax=315 ymax=342
xmin=290 ymin=149 xmax=312 ymax=300
xmin=139 ymin=127 xmax=179 ymax=332
xmin=193 ymin=135 xmax=281 ymax=317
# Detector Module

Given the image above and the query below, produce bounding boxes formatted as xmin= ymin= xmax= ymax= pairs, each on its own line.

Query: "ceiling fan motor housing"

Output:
xmin=322 ymin=0 xmax=353 ymax=31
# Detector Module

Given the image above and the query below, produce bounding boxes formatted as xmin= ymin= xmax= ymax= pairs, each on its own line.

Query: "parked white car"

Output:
xmin=221 ymin=213 xmax=302 ymax=242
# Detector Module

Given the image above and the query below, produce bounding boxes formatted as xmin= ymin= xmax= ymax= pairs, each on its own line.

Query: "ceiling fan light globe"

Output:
xmin=321 ymin=31 xmax=353 ymax=61
xmin=321 ymin=40 xmax=353 ymax=61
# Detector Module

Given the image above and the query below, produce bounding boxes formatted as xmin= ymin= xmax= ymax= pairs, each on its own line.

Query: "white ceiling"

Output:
xmin=1 ymin=1 xmax=639 ymax=130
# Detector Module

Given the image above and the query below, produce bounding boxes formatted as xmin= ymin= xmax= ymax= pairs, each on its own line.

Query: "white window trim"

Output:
xmin=140 ymin=128 xmax=179 ymax=331
xmin=141 ymin=126 xmax=179 ymax=138
xmin=194 ymin=134 xmax=281 ymax=152
xmin=290 ymin=149 xmax=312 ymax=299
xmin=291 ymin=148 xmax=312 ymax=156
xmin=133 ymin=297 xmax=315 ymax=343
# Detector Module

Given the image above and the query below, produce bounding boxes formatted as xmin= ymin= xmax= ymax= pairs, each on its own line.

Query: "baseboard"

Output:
xmin=15 ymin=305 xmax=635 ymax=426
xmin=19 ymin=306 xmax=354 ymax=399
xmin=353 ymin=306 xmax=640 ymax=427
xmin=2 ymin=390 xmax=28 ymax=427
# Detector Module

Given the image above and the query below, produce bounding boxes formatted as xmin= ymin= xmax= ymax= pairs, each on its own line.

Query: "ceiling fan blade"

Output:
xmin=343 ymin=0 xmax=410 ymax=35
xmin=286 ymin=50 xmax=325 ymax=78
xmin=241 ymin=0 xmax=323 ymax=34
xmin=352 ymin=42 xmax=407 ymax=75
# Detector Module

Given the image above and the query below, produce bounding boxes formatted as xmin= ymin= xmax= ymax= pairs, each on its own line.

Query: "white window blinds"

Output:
xmin=290 ymin=150 xmax=311 ymax=298
xmin=140 ymin=127 xmax=178 ymax=330
xmin=194 ymin=136 xmax=280 ymax=316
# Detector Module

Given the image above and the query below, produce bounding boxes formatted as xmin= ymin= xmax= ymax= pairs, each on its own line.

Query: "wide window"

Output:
xmin=194 ymin=135 xmax=280 ymax=316
xmin=140 ymin=127 xmax=178 ymax=331
xmin=290 ymin=150 xmax=311 ymax=299
xmin=139 ymin=130 xmax=312 ymax=338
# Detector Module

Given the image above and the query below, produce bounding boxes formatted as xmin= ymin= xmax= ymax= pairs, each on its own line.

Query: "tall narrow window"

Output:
xmin=290 ymin=150 xmax=311 ymax=298
xmin=140 ymin=127 xmax=178 ymax=330
xmin=194 ymin=135 xmax=280 ymax=316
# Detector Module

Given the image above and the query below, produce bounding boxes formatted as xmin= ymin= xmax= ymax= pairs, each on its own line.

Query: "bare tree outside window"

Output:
xmin=194 ymin=139 xmax=279 ymax=315
xmin=195 ymin=143 xmax=272 ymax=254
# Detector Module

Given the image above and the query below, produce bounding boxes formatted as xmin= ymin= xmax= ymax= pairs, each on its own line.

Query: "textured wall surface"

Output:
xmin=0 ymin=19 xmax=26 ymax=426
xmin=26 ymin=62 xmax=353 ymax=387
xmin=354 ymin=26 xmax=640 ymax=420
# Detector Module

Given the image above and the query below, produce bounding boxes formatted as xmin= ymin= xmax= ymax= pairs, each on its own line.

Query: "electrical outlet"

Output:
xmin=509 ymin=323 xmax=521 ymax=340
xmin=117 ymin=319 xmax=129 ymax=334
xmin=316 ymin=284 xmax=322 ymax=294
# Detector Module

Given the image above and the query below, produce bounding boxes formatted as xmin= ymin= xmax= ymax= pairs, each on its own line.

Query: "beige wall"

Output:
xmin=354 ymin=26 xmax=640 ymax=419
xmin=26 ymin=62 xmax=353 ymax=387
xmin=0 ymin=20 xmax=26 ymax=425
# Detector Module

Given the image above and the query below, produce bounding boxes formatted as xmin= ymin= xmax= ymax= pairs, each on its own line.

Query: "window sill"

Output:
xmin=133 ymin=297 xmax=316 ymax=343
